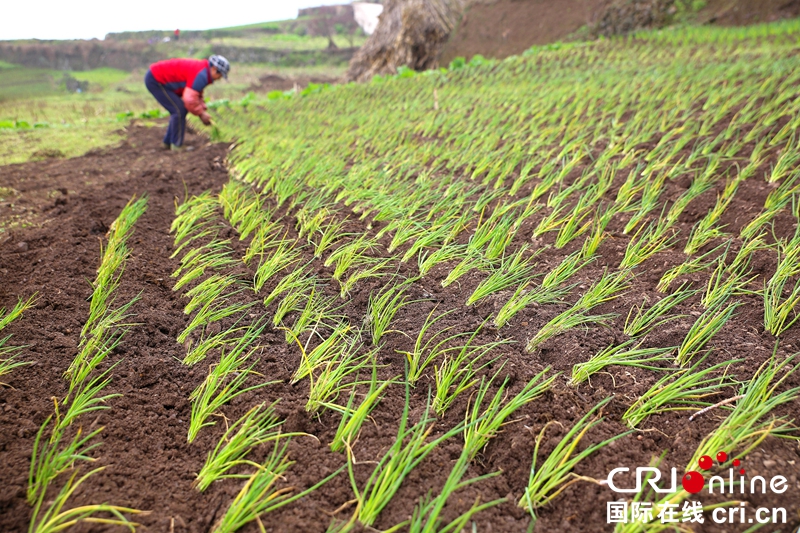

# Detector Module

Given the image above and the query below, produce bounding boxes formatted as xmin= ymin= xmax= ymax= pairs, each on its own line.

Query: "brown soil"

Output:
xmin=440 ymin=0 xmax=609 ymax=64
xmin=1 ymin=123 xmax=799 ymax=533
xmin=440 ymin=0 xmax=800 ymax=63
xmin=699 ymin=0 xmax=800 ymax=25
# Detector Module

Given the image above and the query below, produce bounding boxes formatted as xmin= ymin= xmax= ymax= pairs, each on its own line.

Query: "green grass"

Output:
xmin=207 ymin=34 xmax=367 ymax=52
xmin=405 ymin=447 xmax=504 ymax=533
xmin=432 ymin=323 xmax=508 ymax=415
xmin=0 ymin=123 xmax=125 ymax=165
xmin=676 ymin=300 xmax=739 ymax=366
xmin=527 ymin=270 xmax=631 ymax=352
xmin=327 ymin=367 xmax=397 ymax=453
xmin=398 ymin=308 xmax=465 ymax=384
xmin=571 ymin=340 xmax=675 ymax=385
xmin=187 ymin=323 xmax=271 ymax=442
xmin=0 ymin=66 xmax=59 ymax=102
xmin=463 ymin=369 xmax=556 ymax=459
xmin=365 ymin=278 xmax=417 ymax=346
xmin=623 ymin=285 xmax=695 ymax=337
xmin=70 ymin=68 xmax=132 ymax=88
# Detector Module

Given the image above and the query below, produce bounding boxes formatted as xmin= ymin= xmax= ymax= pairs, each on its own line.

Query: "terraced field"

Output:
xmin=2 ymin=19 xmax=800 ymax=533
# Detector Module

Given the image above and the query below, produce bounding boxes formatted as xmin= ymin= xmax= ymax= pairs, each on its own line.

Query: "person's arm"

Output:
xmin=183 ymin=88 xmax=211 ymax=124
xmin=184 ymin=66 xmax=213 ymax=124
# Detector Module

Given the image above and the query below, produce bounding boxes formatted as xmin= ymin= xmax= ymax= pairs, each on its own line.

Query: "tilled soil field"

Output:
xmin=1 ymin=120 xmax=799 ymax=533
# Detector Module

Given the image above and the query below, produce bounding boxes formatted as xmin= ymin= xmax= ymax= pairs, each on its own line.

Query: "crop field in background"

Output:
xmin=0 ymin=63 xmax=345 ymax=166
xmin=198 ymin=33 xmax=368 ymax=52
xmin=2 ymin=18 xmax=800 ymax=533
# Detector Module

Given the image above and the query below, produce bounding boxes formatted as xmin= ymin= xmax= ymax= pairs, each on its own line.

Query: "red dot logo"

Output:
xmin=698 ymin=455 xmax=713 ymax=470
xmin=716 ymin=451 xmax=728 ymax=463
xmin=682 ymin=471 xmax=705 ymax=494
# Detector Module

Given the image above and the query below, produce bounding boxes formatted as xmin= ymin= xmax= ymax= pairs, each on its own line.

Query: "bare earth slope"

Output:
xmin=440 ymin=0 xmax=800 ymax=63
xmin=440 ymin=0 xmax=608 ymax=64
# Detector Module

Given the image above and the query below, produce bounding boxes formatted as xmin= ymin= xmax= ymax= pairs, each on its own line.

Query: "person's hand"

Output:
xmin=200 ymin=112 xmax=212 ymax=126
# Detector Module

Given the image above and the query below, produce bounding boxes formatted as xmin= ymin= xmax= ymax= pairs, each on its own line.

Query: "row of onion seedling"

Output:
xmin=27 ymin=195 xmax=147 ymax=533
xmin=0 ymin=294 xmax=36 ymax=384
xmin=188 ymin=19 xmax=800 ymax=530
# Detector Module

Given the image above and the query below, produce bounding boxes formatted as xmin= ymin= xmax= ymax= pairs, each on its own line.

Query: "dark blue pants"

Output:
xmin=144 ymin=70 xmax=187 ymax=147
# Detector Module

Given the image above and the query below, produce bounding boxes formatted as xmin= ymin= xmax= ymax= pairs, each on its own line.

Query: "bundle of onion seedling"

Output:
xmin=29 ymin=196 xmax=147 ymax=533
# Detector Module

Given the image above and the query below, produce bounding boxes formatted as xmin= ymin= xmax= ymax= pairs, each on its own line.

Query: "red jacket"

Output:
xmin=149 ymin=58 xmax=212 ymax=116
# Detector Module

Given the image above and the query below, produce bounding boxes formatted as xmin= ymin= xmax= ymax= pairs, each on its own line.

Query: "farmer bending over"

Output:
xmin=144 ymin=55 xmax=230 ymax=150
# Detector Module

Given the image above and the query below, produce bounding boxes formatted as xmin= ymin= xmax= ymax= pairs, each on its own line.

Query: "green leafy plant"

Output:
xmin=195 ymin=402 xmax=307 ymax=491
xmin=263 ymin=265 xmax=315 ymax=308
xmin=325 ymin=235 xmax=378 ymax=281
xmin=684 ymin=178 xmax=739 ymax=254
xmin=676 ymin=300 xmax=739 ymax=366
xmin=571 ymin=340 xmax=676 ymax=384
xmin=0 ymin=294 xmax=37 ymax=331
xmin=339 ymin=257 xmax=394 ymax=298
xmin=764 ymin=234 xmax=800 ymax=335
xmin=326 ymin=367 xmax=397 ymax=453
xmin=253 ymin=235 xmax=302 ymax=292
xmin=404 ymin=447 xmax=504 ymax=533
xmin=346 ymin=387 xmax=466 ymax=527
xmin=306 ymin=346 xmax=376 ymax=414
xmin=188 ymin=324 xmax=272 ymax=442
xmin=441 ymin=253 xmax=488 ymax=288
xmin=0 ymin=294 xmax=37 ymax=383
xmin=466 ymin=245 xmax=538 ymax=306
xmin=527 ymin=270 xmax=631 ymax=351
xmin=624 ymin=285 xmax=696 ymax=337
xmin=702 ymin=252 xmax=756 ymax=308
xmin=520 ymin=397 xmax=630 ymax=519
xmin=623 ymin=356 xmax=739 ymax=428
xmin=172 ymin=239 xmax=237 ymax=291
xmin=28 ymin=402 xmax=104 ymax=507
xmin=689 ymin=345 xmax=799 ymax=468
xmin=365 ymin=278 xmax=416 ymax=345
xmin=213 ymin=440 xmax=341 ymax=533
xmin=619 ymin=219 xmax=675 ymax=270
xmin=657 ymin=243 xmax=725 ymax=292
xmin=463 ymin=368 xmax=557 ymax=459
xmin=432 ymin=325 xmax=508 ymax=415
xmin=398 ymin=308 xmax=460 ymax=384
xmin=291 ymin=323 xmax=353 ymax=383
xmin=29 ymin=467 xmax=141 ymax=533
